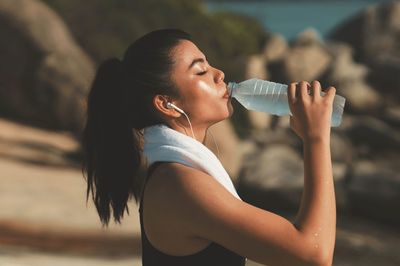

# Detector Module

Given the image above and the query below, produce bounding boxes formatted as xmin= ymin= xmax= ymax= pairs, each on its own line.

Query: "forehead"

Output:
xmin=171 ymin=40 xmax=205 ymax=68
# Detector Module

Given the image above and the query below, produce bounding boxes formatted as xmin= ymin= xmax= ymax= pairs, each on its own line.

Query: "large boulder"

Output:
xmin=248 ymin=127 xmax=301 ymax=150
xmin=380 ymin=106 xmax=400 ymax=129
xmin=347 ymin=159 xmax=400 ymax=225
xmin=330 ymin=131 xmax=354 ymax=165
xmin=245 ymin=54 xmax=269 ymax=81
xmin=261 ymin=33 xmax=288 ymax=63
xmin=238 ymin=144 xmax=304 ymax=211
xmin=342 ymin=115 xmax=400 ymax=152
xmin=278 ymin=28 xmax=332 ymax=83
xmin=237 ymin=142 xmax=348 ymax=212
xmin=329 ymin=1 xmax=400 ymax=100
xmin=0 ymin=0 xmax=94 ymax=135
xmin=322 ymin=42 xmax=383 ymax=113
xmin=329 ymin=1 xmax=400 ymax=64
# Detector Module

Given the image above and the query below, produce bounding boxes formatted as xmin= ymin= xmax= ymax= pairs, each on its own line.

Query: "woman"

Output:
xmin=81 ymin=28 xmax=336 ymax=266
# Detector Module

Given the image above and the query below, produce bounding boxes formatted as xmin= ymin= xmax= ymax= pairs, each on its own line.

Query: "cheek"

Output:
xmin=196 ymin=79 xmax=217 ymax=96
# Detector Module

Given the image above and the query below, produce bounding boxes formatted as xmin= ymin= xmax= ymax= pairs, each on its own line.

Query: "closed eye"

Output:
xmin=197 ymin=71 xmax=207 ymax=75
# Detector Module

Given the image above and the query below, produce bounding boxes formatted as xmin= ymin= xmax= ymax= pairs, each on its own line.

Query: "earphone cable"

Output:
xmin=173 ymin=103 xmax=219 ymax=160
xmin=181 ymin=111 xmax=196 ymax=140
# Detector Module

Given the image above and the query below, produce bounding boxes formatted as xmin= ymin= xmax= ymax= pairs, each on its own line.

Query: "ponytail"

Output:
xmin=81 ymin=28 xmax=192 ymax=228
xmin=81 ymin=58 xmax=143 ymax=227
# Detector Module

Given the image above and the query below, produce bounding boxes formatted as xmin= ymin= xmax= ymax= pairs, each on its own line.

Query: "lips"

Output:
xmin=222 ymin=83 xmax=230 ymax=98
xmin=223 ymin=90 xmax=229 ymax=98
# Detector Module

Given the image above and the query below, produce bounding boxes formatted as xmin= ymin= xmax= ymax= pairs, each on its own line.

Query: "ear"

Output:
xmin=153 ymin=94 xmax=181 ymax=118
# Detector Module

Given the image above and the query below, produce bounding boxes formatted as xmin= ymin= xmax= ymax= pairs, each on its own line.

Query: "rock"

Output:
xmin=292 ymin=28 xmax=324 ymax=47
xmin=245 ymin=54 xmax=268 ymax=80
xmin=248 ymin=127 xmax=301 ymax=150
xmin=380 ymin=106 xmax=400 ymax=129
xmin=279 ymin=29 xmax=332 ymax=82
xmin=248 ymin=111 xmax=272 ymax=131
xmin=245 ymin=54 xmax=272 ymax=130
xmin=281 ymin=45 xmax=331 ymax=82
xmin=344 ymin=115 xmax=400 ymax=152
xmin=347 ymin=159 xmax=400 ymax=225
xmin=329 ymin=1 xmax=400 ymax=100
xmin=330 ymin=131 xmax=354 ymax=165
xmin=322 ymin=42 xmax=382 ymax=113
xmin=333 ymin=214 xmax=400 ymax=266
xmin=336 ymin=80 xmax=382 ymax=113
xmin=333 ymin=161 xmax=350 ymax=211
xmin=325 ymin=42 xmax=367 ymax=80
xmin=238 ymin=133 xmax=351 ymax=212
xmin=239 ymin=139 xmax=257 ymax=159
xmin=329 ymin=1 xmax=400 ymax=63
xmin=238 ymin=144 xmax=304 ymax=211
xmin=275 ymin=115 xmax=290 ymax=129
xmin=367 ymin=57 xmax=400 ymax=100
xmin=0 ymin=0 xmax=95 ymax=135
xmin=261 ymin=33 xmax=288 ymax=63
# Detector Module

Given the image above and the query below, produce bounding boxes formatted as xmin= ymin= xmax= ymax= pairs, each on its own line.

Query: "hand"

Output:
xmin=287 ymin=80 xmax=336 ymax=143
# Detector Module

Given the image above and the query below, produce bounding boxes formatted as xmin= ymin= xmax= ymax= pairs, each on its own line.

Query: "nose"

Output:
xmin=214 ymin=67 xmax=225 ymax=83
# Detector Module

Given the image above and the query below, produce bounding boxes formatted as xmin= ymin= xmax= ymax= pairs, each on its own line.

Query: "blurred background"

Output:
xmin=0 ymin=0 xmax=399 ymax=265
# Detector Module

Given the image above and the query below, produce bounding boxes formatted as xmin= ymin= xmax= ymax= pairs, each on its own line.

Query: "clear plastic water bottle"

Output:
xmin=227 ymin=78 xmax=346 ymax=127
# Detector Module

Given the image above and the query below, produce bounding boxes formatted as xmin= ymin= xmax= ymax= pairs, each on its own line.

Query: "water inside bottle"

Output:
xmin=233 ymin=81 xmax=290 ymax=115
xmin=233 ymin=90 xmax=287 ymax=114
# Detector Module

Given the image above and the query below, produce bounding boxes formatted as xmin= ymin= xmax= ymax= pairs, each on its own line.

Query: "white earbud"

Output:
xmin=166 ymin=102 xmax=185 ymax=114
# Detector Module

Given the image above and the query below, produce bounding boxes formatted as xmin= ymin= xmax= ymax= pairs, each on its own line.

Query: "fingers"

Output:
xmin=288 ymin=82 xmax=297 ymax=103
xmin=289 ymin=80 xmax=333 ymax=103
xmin=299 ymin=81 xmax=309 ymax=101
xmin=287 ymin=82 xmax=298 ymax=116
xmin=288 ymin=80 xmax=310 ymax=102
xmin=326 ymin=86 xmax=336 ymax=101
xmin=311 ymin=80 xmax=321 ymax=100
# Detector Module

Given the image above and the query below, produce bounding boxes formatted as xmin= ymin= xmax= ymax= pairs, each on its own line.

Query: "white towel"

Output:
xmin=143 ymin=123 xmax=242 ymax=200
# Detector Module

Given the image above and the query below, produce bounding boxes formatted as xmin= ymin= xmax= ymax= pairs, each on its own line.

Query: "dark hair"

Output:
xmin=81 ymin=29 xmax=192 ymax=227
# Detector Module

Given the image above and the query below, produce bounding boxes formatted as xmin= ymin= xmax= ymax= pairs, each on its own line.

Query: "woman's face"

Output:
xmin=168 ymin=40 xmax=233 ymax=127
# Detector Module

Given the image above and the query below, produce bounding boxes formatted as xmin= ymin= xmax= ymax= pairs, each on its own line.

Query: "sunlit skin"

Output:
xmin=152 ymin=40 xmax=233 ymax=145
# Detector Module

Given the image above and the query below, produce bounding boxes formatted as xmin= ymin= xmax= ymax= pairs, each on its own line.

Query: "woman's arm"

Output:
xmin=294 ymin=137 xmax=336 ymax=266
xmin=153 ymin=162 xmax=329 ymax=266
xmin=289 ymin=80 xmax=337 ymax=265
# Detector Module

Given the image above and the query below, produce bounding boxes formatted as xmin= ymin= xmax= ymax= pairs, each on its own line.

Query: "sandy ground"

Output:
xmin=0 ymin=245 xmax=142 ymax=266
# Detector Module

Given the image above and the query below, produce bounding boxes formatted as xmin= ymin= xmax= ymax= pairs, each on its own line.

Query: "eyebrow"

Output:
xmin=188 ymin=57 xmax=206 ymax=70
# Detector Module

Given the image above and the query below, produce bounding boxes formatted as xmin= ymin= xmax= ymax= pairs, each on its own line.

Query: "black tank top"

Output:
xmin=139 ymin=162 xmax=247 ymax=266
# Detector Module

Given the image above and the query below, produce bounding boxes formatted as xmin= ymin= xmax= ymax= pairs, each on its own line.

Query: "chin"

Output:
xmin=213 ymin=109 xmax=234 ymax=125
xmin=211 ymin=100 xmax=234 ymax=123
xmin=220 ymin=108 xmax=234 ymax=122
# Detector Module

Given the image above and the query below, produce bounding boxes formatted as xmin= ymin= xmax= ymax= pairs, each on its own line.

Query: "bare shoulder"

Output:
xmin=143 ymin=161 xmax=221 ymax=229
xmin=143 ymin=161 xmax=236 ymax=240
xmin=146 ymin=162 xmax=243 ymax=222
xmin=145 ymin=162 xmax=324 ymax=266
